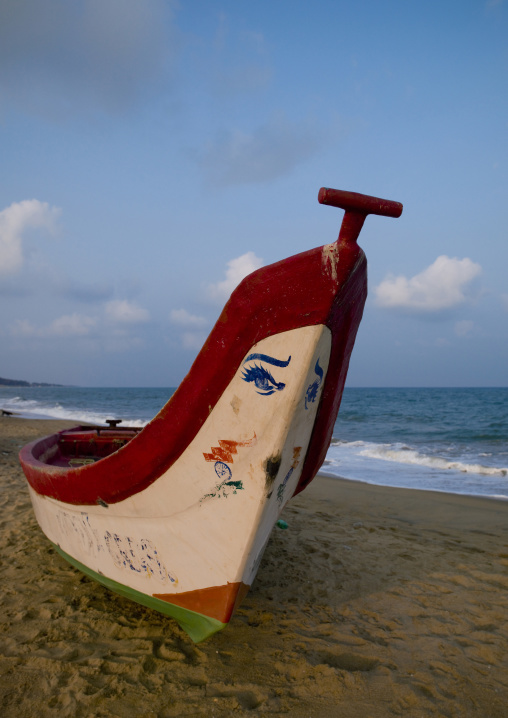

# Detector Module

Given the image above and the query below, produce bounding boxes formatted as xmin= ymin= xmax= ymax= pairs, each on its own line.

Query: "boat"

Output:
xmin=19 ymin=187 xmax=403 ymax=642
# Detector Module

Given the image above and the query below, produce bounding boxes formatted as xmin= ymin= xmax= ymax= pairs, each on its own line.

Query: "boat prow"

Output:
xmin=19 ymin=187 xmax=402 ymax=641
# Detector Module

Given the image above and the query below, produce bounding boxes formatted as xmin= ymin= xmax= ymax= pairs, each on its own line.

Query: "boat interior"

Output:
xmin=42 ymin=424 xmax=141 ymax=468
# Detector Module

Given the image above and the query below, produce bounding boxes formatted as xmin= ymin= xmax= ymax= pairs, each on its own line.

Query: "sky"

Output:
xmin=0 ymin=0 xmax=507 ymax=388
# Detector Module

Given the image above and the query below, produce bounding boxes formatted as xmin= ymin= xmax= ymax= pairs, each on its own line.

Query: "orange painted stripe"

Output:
xmin=154 ymin=581 xmax=250 ymax=623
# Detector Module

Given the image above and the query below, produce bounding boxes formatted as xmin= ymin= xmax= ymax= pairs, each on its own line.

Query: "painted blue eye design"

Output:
xmin=305 ymin=358 xmax=324 ymax=409
xmin=241 ymin=353 xmax=291 ymax=396
xmin=241 ymin=364 xmax=284 ymax=395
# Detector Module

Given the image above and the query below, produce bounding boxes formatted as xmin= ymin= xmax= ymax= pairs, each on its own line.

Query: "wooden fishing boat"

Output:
xmin=19 ymin=187 xmax=402 ymax=642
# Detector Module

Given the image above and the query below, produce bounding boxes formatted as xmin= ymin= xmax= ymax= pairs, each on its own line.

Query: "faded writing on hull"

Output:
xmin=104 ymin=532 xmax=175 ymax=583
xmin=57 ymin=511 xmax=103 ymax=557
xmin=56 ymin=511 xmax=175 ymax=585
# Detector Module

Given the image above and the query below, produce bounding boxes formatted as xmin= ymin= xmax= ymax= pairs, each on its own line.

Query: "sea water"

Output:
xmin=1 ymin=386 xmax=507 ymax=499
xmin=328 ymin=388 xmax=508 ymax=499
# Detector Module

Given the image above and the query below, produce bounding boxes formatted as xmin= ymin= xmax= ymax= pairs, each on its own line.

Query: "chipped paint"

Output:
xmin=230 ymin=395 xmax=241 ymax=415
xmin=322 ymin=242 xmax=340 ymax=282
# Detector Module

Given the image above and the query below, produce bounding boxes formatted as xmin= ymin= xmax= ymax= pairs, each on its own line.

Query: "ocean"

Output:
xmin=1 ymin=386 xmax=507 ymax=500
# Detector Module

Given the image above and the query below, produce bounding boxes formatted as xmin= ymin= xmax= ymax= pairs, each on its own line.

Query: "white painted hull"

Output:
xmin=28 ymin=326 xmax=331 ymax=631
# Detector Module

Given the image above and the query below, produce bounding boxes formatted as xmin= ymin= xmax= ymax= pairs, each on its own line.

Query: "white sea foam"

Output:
xmin=355 ymin=442 xmax=508 ymax=477
xmin=0 ymin=396 xmax=147 ymax=427
xmin=326 ymin=439 xmax=508 ymax=497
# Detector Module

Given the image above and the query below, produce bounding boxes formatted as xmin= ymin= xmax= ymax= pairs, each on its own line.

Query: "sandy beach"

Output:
xmin=1 ymin=418 xmax=508 ymax=717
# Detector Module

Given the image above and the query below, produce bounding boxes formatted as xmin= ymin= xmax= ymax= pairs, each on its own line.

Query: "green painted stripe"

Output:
xmin=52 ymin=543 xmax=226 ymax=643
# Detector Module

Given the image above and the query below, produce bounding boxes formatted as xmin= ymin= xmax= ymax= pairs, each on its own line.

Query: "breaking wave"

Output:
xmin=337 ymin=440 xmax=508 ymax=477
xmin=0 ymin=395 xmax=148 ymax=427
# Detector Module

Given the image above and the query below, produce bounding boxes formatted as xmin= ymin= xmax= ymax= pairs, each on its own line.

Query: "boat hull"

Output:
xmin=20 ymin=187 xmax=403 ymax=640
xmin=24 ymin=325 xmax=334 ymax=641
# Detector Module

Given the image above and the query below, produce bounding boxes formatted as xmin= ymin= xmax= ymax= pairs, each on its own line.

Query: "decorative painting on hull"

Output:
xmin=241 ymin=353 xmax=291 ymax=395
xmin=201 ymin=462 xmax=244 ymax=501
xmin=203 ymin=436 xmax=257 ymax=463
xmin=202 ymin=435 xmax=257 ymax=500
xmin=305 ymin=358 xmax=324 ymax=410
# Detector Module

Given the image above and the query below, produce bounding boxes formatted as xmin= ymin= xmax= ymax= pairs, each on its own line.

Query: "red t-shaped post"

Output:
xmin=318 ymin=187 xmax=403 ymax=243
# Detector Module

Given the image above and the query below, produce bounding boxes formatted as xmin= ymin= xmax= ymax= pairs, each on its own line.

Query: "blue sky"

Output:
xmin=0 ymin=0 xmax=506 ymax=387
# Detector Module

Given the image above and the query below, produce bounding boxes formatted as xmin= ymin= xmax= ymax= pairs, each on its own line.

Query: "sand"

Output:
xmin=1 ymin=417 xmax=508 ymax=717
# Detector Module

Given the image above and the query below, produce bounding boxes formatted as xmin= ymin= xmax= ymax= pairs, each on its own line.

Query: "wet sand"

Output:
xmin=1 ymin=417 xmax=508 ymax=717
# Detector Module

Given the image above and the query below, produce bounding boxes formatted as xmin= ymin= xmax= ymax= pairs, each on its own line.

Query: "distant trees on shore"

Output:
xmin=0 ymin=377 xmax=62 ymax=387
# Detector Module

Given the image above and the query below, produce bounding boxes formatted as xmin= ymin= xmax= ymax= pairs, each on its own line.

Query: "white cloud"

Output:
xmin=0 ymin=199 xmax=60 ymax=275
xmin=197 ymin=114 xmax=325 ymax=185
xmin=170 ymin=309 xmax=209 ymax=352
xmin=105 ymin=299 xmax=150 ymax=324
xmin=208 ymin=251 xmax=264 ymax=301
xmin=375 ymin=256 xmax=482 ymax=313
xmin=49 ymin=313 xmax=97 ymax=336
xmin=9 ymin=301 xmax=149 ymax=345
xmin=170 ymin=308 xmax=208 ymax=327
xmin=11 ymin=313 xmax=96 ymax=337
xmin=454 ymin=320 xmax=474 ymax=337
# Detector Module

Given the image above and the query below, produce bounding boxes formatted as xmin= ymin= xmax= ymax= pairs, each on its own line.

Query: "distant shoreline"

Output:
xmin=0 ymin=377 xmax=64 ymax=388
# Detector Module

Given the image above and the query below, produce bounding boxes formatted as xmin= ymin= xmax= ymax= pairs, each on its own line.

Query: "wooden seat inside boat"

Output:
xmin=50 ymin=426 xmax=140 ymax=467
